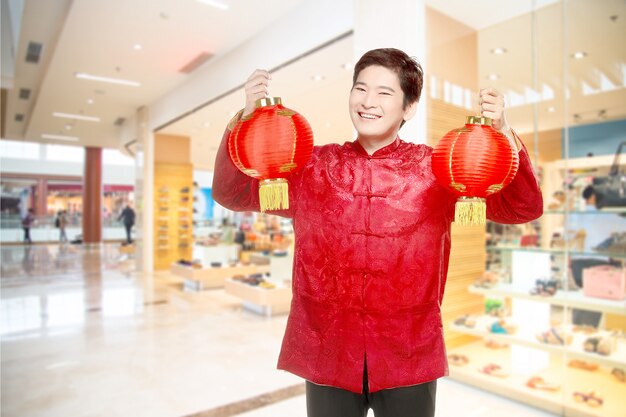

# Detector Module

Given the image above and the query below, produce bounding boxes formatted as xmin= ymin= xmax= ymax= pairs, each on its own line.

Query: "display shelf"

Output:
xmin=119 ymin=244 xmax=135 ymax=255
xmin=172 ymin=263 xmax=270 ymax=291
xmin=544 ymin=209 xmax=626 ymax=215
xmin=450 ymin=318 xmax=626 ymax=368
xmin=192 ymin=244 xmax=241 ymax=266
xmin=487 ymin=246 xmax=626 ymax=259
xmin=468 ymin=284 xmax=626 ymax=316
xmin=224 ymin=278 xmax=292 ymax=317
xmin=446 ymin=340 xmax=624 ymax=417
xmin=247 ymin=253 xmax=271 ymax=265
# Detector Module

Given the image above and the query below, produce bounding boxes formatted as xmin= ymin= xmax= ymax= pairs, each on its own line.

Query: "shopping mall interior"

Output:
xmin=1 ymin=1 xmax=625 ymax=416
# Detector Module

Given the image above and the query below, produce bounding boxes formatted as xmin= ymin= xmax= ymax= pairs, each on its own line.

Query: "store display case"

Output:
xmin=175 ymin=262 xmax=271 ymax=291
xmin=445 ymin=154 xmax=626 ymax=417
xmin=153 ymin=163 xmax=194 ymax=270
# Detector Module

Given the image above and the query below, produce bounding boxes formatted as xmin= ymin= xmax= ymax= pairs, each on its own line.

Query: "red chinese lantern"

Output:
xmin=228 ymin=97 xmax=313 ymax=212
xmin=432 ymin=116 xmax=519 ymax=225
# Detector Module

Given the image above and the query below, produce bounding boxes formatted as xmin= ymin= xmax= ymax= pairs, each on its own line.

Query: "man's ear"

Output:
xmin=403 ymin=101 xmax=418 ymax=122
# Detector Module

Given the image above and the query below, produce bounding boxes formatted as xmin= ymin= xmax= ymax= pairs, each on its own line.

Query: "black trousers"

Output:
xmin=306 ymin=364 xmax=437 ymax=417
xmin=124 ymin=223 xmax=132 ymax=244
xmin=23 ymin=228 xmax=32 ymax=244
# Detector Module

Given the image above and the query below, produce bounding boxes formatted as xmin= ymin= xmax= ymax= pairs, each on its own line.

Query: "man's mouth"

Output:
xmin=358 ymin=112 xmax=381 ymax=120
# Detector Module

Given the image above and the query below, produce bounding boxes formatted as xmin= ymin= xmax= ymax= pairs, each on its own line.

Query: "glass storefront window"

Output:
xmin=428 ymin=1 xmax=625 ymax=416
xmin=45 ymin=144 xmax=84 ymax=162
xmin=0 ymin=140 xmax=40 ymax=159
xmin=103 ymin=149 xmax=134 ymax=166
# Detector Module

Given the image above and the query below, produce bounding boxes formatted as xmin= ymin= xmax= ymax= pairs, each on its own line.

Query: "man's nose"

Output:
xmin=361 ymin=92 xmax=377 ymax=108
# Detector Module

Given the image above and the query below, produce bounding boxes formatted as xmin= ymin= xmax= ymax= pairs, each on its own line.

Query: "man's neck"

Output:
xmin=357 ymin=134 xmax=397 ymax=155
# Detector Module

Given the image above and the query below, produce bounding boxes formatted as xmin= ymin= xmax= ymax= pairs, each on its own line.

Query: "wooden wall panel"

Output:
xmin=153 ymin=163 xmax=193 ymax=270
xmin=442 ymin=224 xmax=485 ymax=348
xmin=426 ymin=99 xmax=473 ymax=147
xmin=154 ymin=133 xmax=191 ymax=164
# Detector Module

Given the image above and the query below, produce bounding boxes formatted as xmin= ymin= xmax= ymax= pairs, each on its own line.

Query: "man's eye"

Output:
xmin=380 ymin=92 xmax=391 ymax=96
xmin=355 ymin=87 xmax=366 ymax=92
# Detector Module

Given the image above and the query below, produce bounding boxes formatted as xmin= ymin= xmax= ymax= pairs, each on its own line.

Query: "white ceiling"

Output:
xmin=2 ymin=0 xmax=307 ymax=147
xmin=2 ymin=0 xmax=625 ymax=167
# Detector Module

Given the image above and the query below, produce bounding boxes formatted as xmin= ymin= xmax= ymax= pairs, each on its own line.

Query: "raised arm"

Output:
xmin=212 ymin=69 xmax=307 ymax=218
xmin=212 ymin=69 xmax=272 ymax=212
xmin=212 ymin=111 xmax=261 ymax=212
xmin=478 ymin=88 xmax=543 ymax=224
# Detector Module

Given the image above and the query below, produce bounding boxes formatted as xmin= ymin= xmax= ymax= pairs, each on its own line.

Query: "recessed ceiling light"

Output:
xmin=325 ymin=122 xmax=332 ymax=128
xmin=42 ymin=133 xmax=79 ymax=142
xmin=486 ymin=74 xmax=500 ymax=80
xmin=203 ymin=121 xmax=210 ymax=128
xmin=490 ymin=47 xmax=507 ymax=55
xmin=65 ymin=124 xmax=73 ymax=130
xmin=87 ymin=98 xmax=94 ymax=104
xmin=341 ymin=63 xmax=352 ymax=70
xmin=53 ymin=112 xmax=101 ymax=122
xmin=75 ymin=72 xmax=141 ymax=87
xmin=571 ymin=51 xmax=587 ymax=59
xmin=197 ymin=0 xmax=228 ymax=10
xmin=133 ymin=43 xmax=143 ymax=51
xmin=547 ymin=106 xmax=556 ymax=112
xmin=312 ymin=75 xmax=325 ymax=81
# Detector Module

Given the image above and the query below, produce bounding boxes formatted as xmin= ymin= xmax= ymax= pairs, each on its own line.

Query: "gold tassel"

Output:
xmin=259 ymin=179 xmax=289 ymax=212
xmin=455 ymin=197 xmax=486 ymax=226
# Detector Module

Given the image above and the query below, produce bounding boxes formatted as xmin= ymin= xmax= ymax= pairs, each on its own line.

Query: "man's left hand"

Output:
xmin=479 ymin=88 xmax=510 ymax=135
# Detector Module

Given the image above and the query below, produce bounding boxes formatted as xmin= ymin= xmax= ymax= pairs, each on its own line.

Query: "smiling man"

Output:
xmin=213 ymin=48 xmax=543 ymax=417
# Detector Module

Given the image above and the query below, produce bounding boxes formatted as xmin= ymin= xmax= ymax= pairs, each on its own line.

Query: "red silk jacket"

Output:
xmin=212 ymin=119 xmax=543 ymax=393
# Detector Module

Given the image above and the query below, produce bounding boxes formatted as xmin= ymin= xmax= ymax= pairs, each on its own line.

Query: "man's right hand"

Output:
xmin=243 ymin=69 xmax=271 ymax=118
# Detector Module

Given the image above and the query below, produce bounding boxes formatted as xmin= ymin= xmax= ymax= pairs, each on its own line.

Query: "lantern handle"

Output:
xmin=256 ymin=97 xmax=282 ymax=108
xmin=466 ymin=115 xmax=492 ymax=126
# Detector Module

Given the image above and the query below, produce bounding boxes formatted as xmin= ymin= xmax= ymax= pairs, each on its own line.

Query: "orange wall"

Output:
xmin=154 ymin=133 xmax=190 ymax=164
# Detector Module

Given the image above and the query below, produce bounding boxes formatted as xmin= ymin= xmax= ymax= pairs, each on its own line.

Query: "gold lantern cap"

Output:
xmin=256 ymin=97 xmax=282 ymax=108
xmin=466 ymin=115 xmax=492 ymax=126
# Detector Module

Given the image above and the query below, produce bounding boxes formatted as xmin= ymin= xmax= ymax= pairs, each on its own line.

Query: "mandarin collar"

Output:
xmin=352 ymin=137 xmax=401 ymax=158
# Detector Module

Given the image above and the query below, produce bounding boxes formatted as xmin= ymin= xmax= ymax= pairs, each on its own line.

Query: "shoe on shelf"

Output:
xmin=447 ymin=354 xmax=469 ymax=366
xmin=480 ymin=363 xmax=508 ymax=378
xmin=567 ymin=359 xmax=599 ymax=372
xmin=485 ymin=339 xmax=509 ymax=349
xmin=611 ymin=368 xmax=625 ymax=383
xmin=489 ymin=319 xmax=516 ymax=335
xmin=536 ymin=327 xmax=572 ymax=345
xmin=526 ymin=376 xmax=560 ymax=392
xmin=573 ymin=391 xmax=603 ymax=408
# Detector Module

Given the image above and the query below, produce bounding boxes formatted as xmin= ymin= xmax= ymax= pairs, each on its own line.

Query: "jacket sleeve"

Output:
xmin=212 ymin=110 xmax=262 ymax=213
xmin=486 ymin=130 xmax=544 ymax=224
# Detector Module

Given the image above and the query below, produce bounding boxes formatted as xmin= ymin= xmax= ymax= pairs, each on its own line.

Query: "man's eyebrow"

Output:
xmin=354 ymin=81 xmax=395 ymax=93
xmin=378 ymin=85 xmax=396 ymax=93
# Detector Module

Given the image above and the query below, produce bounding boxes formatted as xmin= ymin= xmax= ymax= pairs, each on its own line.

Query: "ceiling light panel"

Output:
xmin=53 ymin=112 xmax=101 ymax=122
xmin=41 ymin=134 xmax=79 ymax=142
xmin=75 ymin=72 xmax=141 ymax=87
xmin=197 ymin=0 xmax=229 ymax=10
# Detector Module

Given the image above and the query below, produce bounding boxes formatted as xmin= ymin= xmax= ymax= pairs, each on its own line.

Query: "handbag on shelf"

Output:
xmin=582 ymin=265 xmax=626 ymax=300
xmin=593 ymin=141 xmax=626 ymax=208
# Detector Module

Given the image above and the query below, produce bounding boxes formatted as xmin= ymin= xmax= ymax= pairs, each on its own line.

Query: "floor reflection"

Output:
xmin=0 ymin=243 xmax=140 ymax=338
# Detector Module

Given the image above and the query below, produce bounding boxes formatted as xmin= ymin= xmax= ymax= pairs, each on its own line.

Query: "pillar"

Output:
xmin=82 ymin=147 xmax=103 ymax=244
xmin=35 ymin=179 xmax=48 ymax=216
xmin=353 ymin=0 xmax=427 ymax=144
xmin=135 ymin=106 xmax=153 ymax=272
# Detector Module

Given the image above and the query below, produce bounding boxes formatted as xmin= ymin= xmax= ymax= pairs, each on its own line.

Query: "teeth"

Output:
xmin=359 ymin=113 xmax=380 ymax=119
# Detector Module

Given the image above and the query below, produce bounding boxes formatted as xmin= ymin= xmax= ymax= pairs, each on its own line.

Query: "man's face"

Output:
xmin=349 ymin=65 xmax=413 ymax=143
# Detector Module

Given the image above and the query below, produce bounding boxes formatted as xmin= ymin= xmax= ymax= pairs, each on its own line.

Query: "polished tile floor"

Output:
xmin=1 ymin=244 xmax=558 ymax=417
